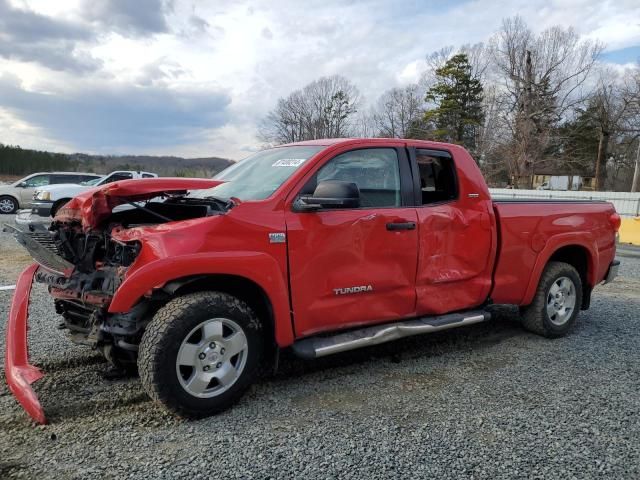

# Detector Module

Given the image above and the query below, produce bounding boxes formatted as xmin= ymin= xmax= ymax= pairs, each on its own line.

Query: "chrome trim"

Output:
xmin=292 ymin=311 xmax=490 ymax=359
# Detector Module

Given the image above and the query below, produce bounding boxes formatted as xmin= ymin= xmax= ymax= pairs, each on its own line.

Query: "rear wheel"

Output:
xmin=138 ymin=291 xmax=264 ymax=418
xmin=0 ymin=196 xmax=18 ymax=214
xmin=521 ymin=261 xmax=582 ymax=338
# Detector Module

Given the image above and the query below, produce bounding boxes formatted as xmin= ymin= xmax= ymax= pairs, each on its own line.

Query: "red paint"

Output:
xmin=5 ymin=139 xmax=620 ymax=423
xmin=49 ymin=139 xmax=620 ymax=341
xmin=491 ymin=202 xmax=616 ymax=305
xmin=411 ymin=143 xmax=496 ymax=315
xmin=5 ymin=263 xmax=46 ymax=424
xmin=285 ymin=207 xmax=419 ymax=336
xmin=55 ymin=177 xmax=221 ymax=229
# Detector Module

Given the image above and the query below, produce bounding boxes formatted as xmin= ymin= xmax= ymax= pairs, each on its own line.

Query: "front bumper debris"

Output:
xmin=4 ymin=263 xmax=47 ymax=424
xmin=603 ymin=259 xmax=620 ymax=284
xmin=3 ymin=223 xmax=74 ymax=276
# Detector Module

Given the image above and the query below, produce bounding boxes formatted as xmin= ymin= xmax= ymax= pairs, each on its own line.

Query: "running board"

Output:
xmin=291 ymin=310 xmax=490 ymax=359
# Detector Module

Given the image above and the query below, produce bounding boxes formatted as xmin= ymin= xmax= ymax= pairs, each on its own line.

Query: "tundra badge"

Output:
xmin=333 ymin=285 xmax=373 ymax=295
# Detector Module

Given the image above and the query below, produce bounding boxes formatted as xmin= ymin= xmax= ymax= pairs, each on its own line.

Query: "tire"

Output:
xmin=51 ymin=199 xmax=70 ymax=217
xmin=521 ymin=261 xmax=583 ymax=338
xmin=138 ymin=291 xmax=264 ymax=418
xmin=0 ymin=196 xmax=18 ymax=214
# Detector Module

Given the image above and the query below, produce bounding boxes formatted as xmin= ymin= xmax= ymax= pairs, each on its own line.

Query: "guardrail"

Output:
xmin=490 ymin=188 xmax=640 ymax=218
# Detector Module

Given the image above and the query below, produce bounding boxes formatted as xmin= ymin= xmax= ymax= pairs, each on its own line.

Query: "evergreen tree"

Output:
xmin=423 ymin=53 xmax=484 ymax=153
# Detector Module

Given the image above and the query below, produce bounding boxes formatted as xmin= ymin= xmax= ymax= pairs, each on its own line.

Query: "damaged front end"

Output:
xmin=5 ymin=220 xmax=147 ymax=368
xmin=3 ymin=177 xmax=223 ymax=423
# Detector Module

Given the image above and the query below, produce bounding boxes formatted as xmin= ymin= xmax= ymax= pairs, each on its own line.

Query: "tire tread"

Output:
xmin=138 ymin=291 xmax=263 ymax=418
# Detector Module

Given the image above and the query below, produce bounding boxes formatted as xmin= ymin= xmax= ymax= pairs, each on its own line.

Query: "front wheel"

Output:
xmin=138 ymin=291 xmax=264 ymax=418
xmin=520 ymin=261 xmax=583 ymax=338
xmin=0 ymin=196 xmax=18 ymax=214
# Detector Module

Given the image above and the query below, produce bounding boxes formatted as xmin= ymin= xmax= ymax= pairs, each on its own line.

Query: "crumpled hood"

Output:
xmin=54 ymin=177 xmax=221 ymax=229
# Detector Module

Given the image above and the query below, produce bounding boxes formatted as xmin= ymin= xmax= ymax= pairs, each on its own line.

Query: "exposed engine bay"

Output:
xmin=6 ymin=194 xmax=230 ymax=369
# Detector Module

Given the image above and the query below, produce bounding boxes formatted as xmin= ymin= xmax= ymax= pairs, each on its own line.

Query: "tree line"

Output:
xmin=259 ymin=16 xmax=640 ymax=191
xmin=0 ymin=144 xmax=232 ymax=178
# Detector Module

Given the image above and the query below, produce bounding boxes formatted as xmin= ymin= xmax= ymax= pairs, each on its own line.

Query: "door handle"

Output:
xmin=386 ymin=221 xmax=416 ymax=231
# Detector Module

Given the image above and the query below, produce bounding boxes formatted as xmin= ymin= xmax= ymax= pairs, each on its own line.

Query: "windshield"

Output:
xmin=81 ymin=177 xmax=104 ymax=186
xmin=193 ymin=145 xmax=324 ymax=201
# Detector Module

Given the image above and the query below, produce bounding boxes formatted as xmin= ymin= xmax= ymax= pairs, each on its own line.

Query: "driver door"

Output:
xmin=285 ymin=147 xmax=418 ymax=338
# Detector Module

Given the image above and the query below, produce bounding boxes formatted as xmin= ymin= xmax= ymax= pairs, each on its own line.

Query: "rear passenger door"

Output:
xmin=286 ymin=147 xmax=419 ymax=337
xmin=411 ymin=148 xmax=494 ymax=315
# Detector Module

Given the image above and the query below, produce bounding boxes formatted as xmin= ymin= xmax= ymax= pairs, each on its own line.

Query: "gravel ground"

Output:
xmin=0 ymin=214 xmax=639 ymax=479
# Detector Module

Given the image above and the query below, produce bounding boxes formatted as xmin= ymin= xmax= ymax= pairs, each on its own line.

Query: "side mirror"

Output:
xmin=294 ymin=180 xmax=360 ymax=212
xmin=16 ymin=182 xmax=27 ymax=188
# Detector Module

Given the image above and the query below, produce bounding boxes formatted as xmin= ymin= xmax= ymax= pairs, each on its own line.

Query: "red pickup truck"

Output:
xmin=6 ymin=138 xmax=620 ymax=423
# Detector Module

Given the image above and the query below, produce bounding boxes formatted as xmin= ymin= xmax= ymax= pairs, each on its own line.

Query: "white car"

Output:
xmin=31 ymin=170 xmax=157 ymax=218
xmin=0 ymin=172 xmax=101 ymax=214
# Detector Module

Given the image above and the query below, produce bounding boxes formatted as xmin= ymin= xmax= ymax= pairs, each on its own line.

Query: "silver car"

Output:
xmin=0 ymin=172 xmax=101 ymax=214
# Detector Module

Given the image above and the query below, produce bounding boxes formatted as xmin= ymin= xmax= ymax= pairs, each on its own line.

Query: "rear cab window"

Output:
xmin=415 ymin=149 xmax=458 ymax=205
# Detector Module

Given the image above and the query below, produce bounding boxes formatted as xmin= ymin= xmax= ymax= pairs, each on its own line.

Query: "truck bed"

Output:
xmin=490 ymin=199 xmax=617 ymax=305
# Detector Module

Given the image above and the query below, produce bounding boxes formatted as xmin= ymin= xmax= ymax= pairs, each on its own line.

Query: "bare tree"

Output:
xmin=625 ymin=66 xmax=640 ymax=192
xmin=259 ymin=76 xmax=361 ymax=144
xmin=489 ymin=16 xmax=603 ymax=187
xmin=372 ymin=84 xmax=423 ymax=138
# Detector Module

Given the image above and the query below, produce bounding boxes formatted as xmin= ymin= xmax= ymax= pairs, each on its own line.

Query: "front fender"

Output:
xmin=108 ymin=252 xmax=294 ymax=346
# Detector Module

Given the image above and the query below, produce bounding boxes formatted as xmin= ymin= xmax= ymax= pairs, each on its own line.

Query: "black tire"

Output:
xmin=138 ymin=291 xmax=264 ymax=418
xmin=0 ymin=196 xmax=18 ymax=214
xmin=50 ymin=198 xmax=70 ymax=217
xmin=521 ymin=261 xmax=583 ymax=338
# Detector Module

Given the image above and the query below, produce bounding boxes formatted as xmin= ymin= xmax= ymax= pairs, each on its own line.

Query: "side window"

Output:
xmin=23 ymin=175 xmax=50 ymax=187
xmin=142 ymin=173 xmax=155 ymax=178
xmin=312 ymin=148 xmax=401 ymax=208
xmin=102 ymin=173 xmax=133 ymax=184
xmin=51 ymin=175 xmax=78 ymax=184
xmin=79 ymin=175 xmax=100 ymax=182
xmin=416 ymin=150 xmax=458 ymax=204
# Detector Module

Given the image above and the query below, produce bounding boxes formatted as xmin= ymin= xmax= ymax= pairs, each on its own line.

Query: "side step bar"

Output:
xmin=291 ymin=310 xmax=490 ymax=359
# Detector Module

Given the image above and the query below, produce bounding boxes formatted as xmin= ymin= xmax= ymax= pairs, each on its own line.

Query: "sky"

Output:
xmin=0 ymin=0 xmax=639 ymax=160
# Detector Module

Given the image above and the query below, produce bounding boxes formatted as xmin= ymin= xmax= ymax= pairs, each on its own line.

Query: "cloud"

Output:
xmin=80 ymin=0 xmax=174 ymax=36
xmin=0 ymin=0 xmax=100 ymax=73
xmin=0 ymin=74 xmax=231 ymax=152
xmin=1 ymin=0 xmax=639 ymax=159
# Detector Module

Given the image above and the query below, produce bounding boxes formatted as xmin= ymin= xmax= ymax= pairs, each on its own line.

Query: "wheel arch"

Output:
xmin=523 ymin=238 xmax=597 ymax=309
xmin=107 ymin=253 xmax=294 ymax=347
xmin=162 ymin=274 xmax=276 ymax=346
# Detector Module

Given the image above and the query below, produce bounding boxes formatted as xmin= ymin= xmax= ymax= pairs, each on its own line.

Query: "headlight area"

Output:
xmin=33 ymin=190 xmax=51 ymax=201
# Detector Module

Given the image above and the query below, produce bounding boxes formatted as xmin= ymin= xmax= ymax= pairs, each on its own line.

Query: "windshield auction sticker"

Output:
xmin=272 ymin=158 xmax=306 ymax=167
